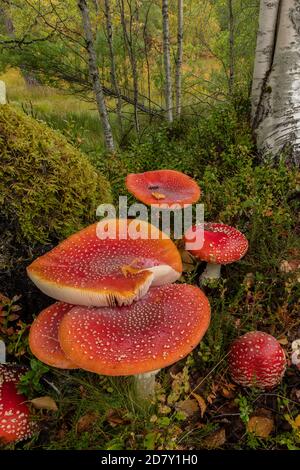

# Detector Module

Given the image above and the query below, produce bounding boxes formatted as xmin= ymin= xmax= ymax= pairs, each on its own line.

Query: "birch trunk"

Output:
xmin=104 ymin=0 xmax=123 ymax=130
xmin=175 ymin=0 xmax=183 ymax=116
xmin=252 ymin=0 xmax=300 ymax=165
xmin=162 ymin=0 xmax=173 ymax=122
xmin=78 ymin=0 xmax=115 ymax=153
xmin=228 ymin=0 xmax=234 ymax=96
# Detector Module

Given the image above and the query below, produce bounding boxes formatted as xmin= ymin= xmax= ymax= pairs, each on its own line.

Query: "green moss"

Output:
xmin=0 ymin=105 xmax=112 ymax=249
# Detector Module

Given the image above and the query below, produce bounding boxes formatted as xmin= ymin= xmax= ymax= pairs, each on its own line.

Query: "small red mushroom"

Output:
xmin=184 ymin=222 xmax=248 ymax=281
xmin=27 ymin=219 xmax=182 ymax=307
xmin=0 ymin=365 xmax=35 ymax=444
xmin=126 ymin=170 xmax=201 ymax=207
xmin=228 ymin=331 xmax=287 ymax=389
xmin=29 ymin=303 xmax=77 ymax=369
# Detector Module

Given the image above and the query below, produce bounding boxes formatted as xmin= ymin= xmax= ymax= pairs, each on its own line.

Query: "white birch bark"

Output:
xmin=162 ymin=0 xmax=173 ymax=122
xmin=78 ymin=0 xmax=115 ymax=153
xmin=175 ymin=0 xmax=183 ymax=116
xmin=252 ymin=0 xmax=300 ymax=165
xmin=104 ymin=0 xmax=123 ymax=130
xmin=251 ymin=0 xmax=280 ymax=121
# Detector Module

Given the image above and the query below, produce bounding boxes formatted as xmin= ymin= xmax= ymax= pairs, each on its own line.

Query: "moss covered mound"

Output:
xmin=0 ymin=105 xmax=112 ymax=250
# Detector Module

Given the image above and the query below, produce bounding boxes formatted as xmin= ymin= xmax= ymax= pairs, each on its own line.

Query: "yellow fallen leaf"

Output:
xmin=294 ymin=415 xmax=300 ymax=428
xmin=191 ymin=392 xmax=207 ymax=418
xmin=30 ymin=396 xmax=58 ymax=411
xmin=151 ymin=192 xmax=166 ymax=200
xmin=247 ymin=416 xmax=274 ymax=438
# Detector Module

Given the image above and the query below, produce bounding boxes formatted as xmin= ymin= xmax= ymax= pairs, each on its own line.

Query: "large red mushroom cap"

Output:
xmin=184 ymin=222 xmax=248 ymax=264
xmin=126 ymin=170 xmax=201 ymax=207
xmin=58 ymin=284 xmax=210 ymax=376
xmin=29 ymin=302 xmax=77 ymax=369
xmin=228 ymin=331 xmax=287 ymax=389
xmin=27 ymin=219 xmax=182 ymax=307
xmin=0 ymin=365 xmax=34 ymax=443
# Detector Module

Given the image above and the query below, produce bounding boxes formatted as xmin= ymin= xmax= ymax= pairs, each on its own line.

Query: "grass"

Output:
xmin=0 ymin=71 xmax=300 ymax=450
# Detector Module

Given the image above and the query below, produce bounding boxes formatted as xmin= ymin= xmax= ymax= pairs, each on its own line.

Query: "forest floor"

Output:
xmin=1 ymin=71 xmax=300 ymax=450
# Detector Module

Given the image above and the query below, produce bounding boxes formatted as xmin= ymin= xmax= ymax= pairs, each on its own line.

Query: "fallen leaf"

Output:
xmin=202 ymin=428 xmax=226 ymax=449
xmin=106 ymin=409 xmax=127 ymax=427
xmin=294 ymin=415 xmax=300 ymax=428
xmin=30 ymin=396 xmax=58 ymax=411
xmin=278 ymin=336 xmax=288 ymax=345
xmin=151 ymin=192 xmax=166 ymax=200
xmin=180 ymin=250 xmax=195 ymax=273
xmin=76 ymin=412 xmax=99 ymax=433
xmin=191 ymin=392 xmax=207 ymax=417
xmin=176 ymin=399 xmax=199 ymax=417
xmin=247 ymin=416 xmax=274 ymax=438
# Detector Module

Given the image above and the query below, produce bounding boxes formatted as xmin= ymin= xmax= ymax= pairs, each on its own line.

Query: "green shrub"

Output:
xmin=0 ymin=105 xmax=112 ymax=263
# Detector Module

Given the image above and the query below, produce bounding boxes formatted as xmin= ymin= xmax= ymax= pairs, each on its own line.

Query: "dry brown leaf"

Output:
xmin=191 ymin=392 xmax=207 ymax=417
xmin=176 ymin=399 xmax=199 ymax=417
xmin=180 ymin=250 xmax=195 ymax=273
xmin=278 ymin=336 xmax=288 ymax=345
xmin=106 ymin=409 xmax=127 ymax=427
xmin=76 ymin=412 xmax=99 ymax=433
xmin=30 ymin=396 xmax=58 ymax=411
xmin=247 ymin=416 xmax=274 ymax=438
xmin=202 ymin=428 xmax=226 ymax=449
xmin=151 ymin=192 xmax=166 ymax=200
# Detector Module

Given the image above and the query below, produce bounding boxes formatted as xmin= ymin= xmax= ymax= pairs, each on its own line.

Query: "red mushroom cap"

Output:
xmin=228 ymin=331 xmax=287 ymax=389
xmin=58 ymin=284 xmax=210 ymax=376
xmin=29 ymin=302 xmax=77 ymax=369
xmin=184 ymin=223 xmax=248 ymax=264
xmin=27 ymin=219 xmax=182 ymax=307
xmin=0 ymin=365 xmax=34 ymax=443
xmin=126 ymin=170 xmax=201 ymax=207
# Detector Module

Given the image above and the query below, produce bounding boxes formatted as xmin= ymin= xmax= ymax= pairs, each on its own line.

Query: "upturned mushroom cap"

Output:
xmin=29 ymin=302 xmax=77 ymax=369
xmin=0 ymin=365 xmax=34 ymax=443
xmin=126 ymin=170 xmax=201 ymax=207
xmin=27 ymin=219 xmax=182 ymax=307
xmin=228 ymin=332 xmax=287 ymax=389
xmin=58 ymin=284 xmax=210 ymax=376
xmin=184 ymin=222 xmax=248 ymax=264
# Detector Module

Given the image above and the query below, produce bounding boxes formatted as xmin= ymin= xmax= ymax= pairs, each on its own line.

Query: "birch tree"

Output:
xmin=78 ymin=0 xmax=115 ymax=153
xmin=251 ymin=0 xmax=300 ymax=165
xmin=175 ymin=0 xmax=183 ymax=116
xmin=162 ymin=0 xmax=173 ymax=122
xmin=104 ymin=0 xmax=123 ymax=130
xmin=228 ymin=0 xmax=234 ymax=96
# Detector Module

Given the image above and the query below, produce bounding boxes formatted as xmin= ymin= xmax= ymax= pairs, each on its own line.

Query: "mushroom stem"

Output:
xmin=0 ymin=340 xmax=6 ymax=364
xmin=134 ymin=369 xmax=160 ymax=399
xmin=200 ymin=263 xmax=221 ymax=281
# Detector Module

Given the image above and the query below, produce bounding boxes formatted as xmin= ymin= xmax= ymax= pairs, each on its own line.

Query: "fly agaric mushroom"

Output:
xmin=184 ymin=222 xmax=248 ymax=281
xmin=228 ymin=331 xmax=287 ymax=389
xmin=126 ymin=170 xmax=201 ymax=207
xmin=0 ymin=364 xmax=34 ymax=444
xmin=27 ymin=219 xmax=182 ymax=307
xmin=29 ymin=303 xmax=77 ymax=369
xmin=58 ymin=284 xmax=210 ymax=398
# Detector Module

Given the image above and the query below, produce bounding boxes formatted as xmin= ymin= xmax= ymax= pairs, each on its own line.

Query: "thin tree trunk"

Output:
xmin=78 ymin=0 xmax=115 ymax=153
xmin=162 ymin=0 xmax=173 ymax=123
xmin=252 ymin=0 xmax=300 ymax=165
xmin=119 ymin=0 xmax=140 ymax=134
xmin=228 ymin=0 xmax=234 ymax=96
xmin=251 ymin=0 xmax=280 ymax=124
xmin=143 ymin=2 xmax=152 ymax=112
xmin=175 ymin=0 xmax=183 ymax=116
xmin=104 ymin=0 xmax=123 ymax=131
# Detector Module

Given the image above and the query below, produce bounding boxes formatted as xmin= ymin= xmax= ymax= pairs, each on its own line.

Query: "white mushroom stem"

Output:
xmin=134 ymin=369 xmax=160 ymax=399
xmin=0 ymin=340 xmax=6 ymax=364
xmin=200 ymin=263 xmax=221 ymax=281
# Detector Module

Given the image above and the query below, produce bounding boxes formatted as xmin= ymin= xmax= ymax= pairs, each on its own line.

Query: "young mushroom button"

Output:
xmin=0 ymin=365 xmax=35 ymax=444
xmin=228 ymin=331 xmax=287 ymax=389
